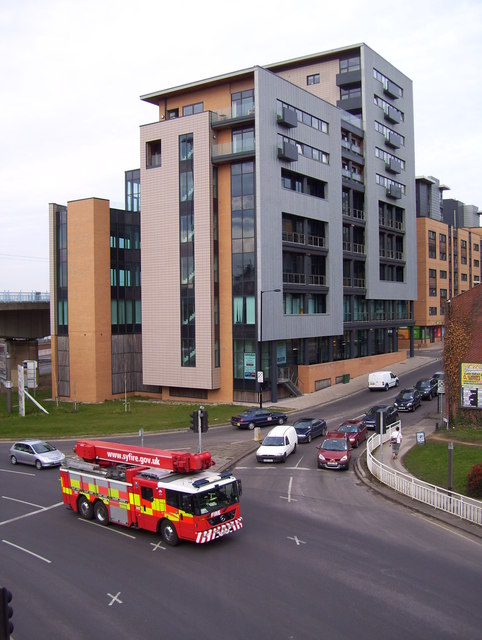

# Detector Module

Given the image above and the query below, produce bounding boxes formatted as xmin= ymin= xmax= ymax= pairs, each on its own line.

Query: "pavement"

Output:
xmin=210 ymin=343 xmax=482 ymax=541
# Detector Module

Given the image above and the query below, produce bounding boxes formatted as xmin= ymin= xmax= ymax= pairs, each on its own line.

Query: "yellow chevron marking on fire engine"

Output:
xmin=63 ymin=487 xmax=72 ymax=495
xmin=168 ymin=513 xmax=180 ymax=523
xmin=71 ymin=479 xmax=80 ymax=489
xmin=179 ymin=510 xmax=193 ymax=519
xmin=129 ymin=493 xmax=140 ymax=506
xmin=89 ymin=483 xmax=98 ymax=494
xmin=143 ymin=508 xmax=153 ymax=516
xmin=110 ymin=488 xmax=119 ymax=499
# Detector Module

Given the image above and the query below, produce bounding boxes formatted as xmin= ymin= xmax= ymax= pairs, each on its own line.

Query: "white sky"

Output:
xmin=1 ymin=0 xmax=481 ymax=292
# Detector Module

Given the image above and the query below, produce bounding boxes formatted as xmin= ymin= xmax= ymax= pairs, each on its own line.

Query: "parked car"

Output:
xmin=415 ymin=377 xmax=438 ymax=400
xmin=316 ymin=432 xmax=352 ymax=470
xmin=293 ymin=417 xmax=327 ymax=443
xmin=256 ymin=425 xmax=298 ymax=463
xmin=432 ymin=371 xmax=444 ymax=382
xmin=231 ymin=408 xmax=287 ymax=430
xmin=336 ymin=420 xmax=367 ymax=448
xmin=9 ymin=440 xmax=65 ymax=470
xmin=368 ymin=371 xmax=399 ymax=391
xmin=362 ymin=404 xmax=399 ymax=431
xmin=394 ymin=388 xmax=422 ymax=412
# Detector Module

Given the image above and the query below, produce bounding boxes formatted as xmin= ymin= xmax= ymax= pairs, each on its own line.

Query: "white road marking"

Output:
xmin=412 ymin=513 xmax=482 ymax=546
xmin=281 ymin=476 xmax=297 ymax=503
xmin=294 ymin=456 xmax=304 ymax=468
xmin=2 ymin=539 xmax=51 ymax=563
xmin=107 ymin=592 xmax=123 ymax=606
xmin=150 ymin=540 xmax=166 ymax=552
xmin=2 ymin=496 xmax=45 ymax=509
xmin=0 ymin=501 xmax=63 ymax=527
xmin=287 ymin=535 xmax=306 ymax=546
xmin=77 ymin=518 xmax=136 ymax=538
xmin=0 ymin=468 xmax=36 ymax=476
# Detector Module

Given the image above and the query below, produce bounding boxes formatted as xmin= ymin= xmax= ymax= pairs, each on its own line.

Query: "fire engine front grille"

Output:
xmin=208 ymin=510 xmax=236 ymax=526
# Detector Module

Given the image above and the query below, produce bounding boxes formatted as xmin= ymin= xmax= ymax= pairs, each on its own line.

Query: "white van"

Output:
xmin=256 ymin=425 xmax=298 ymax=463
xmin=368 ymin=371 xmax=399 ymax=391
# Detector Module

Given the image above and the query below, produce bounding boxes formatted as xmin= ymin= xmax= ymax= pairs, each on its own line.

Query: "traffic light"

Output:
xmin=200 ymin=409 xmax=209 ymax=433
xmin=0 ymin=587 xmax=13 ymax=640
xmin=190 ymin=410 xmax=199 ymax=432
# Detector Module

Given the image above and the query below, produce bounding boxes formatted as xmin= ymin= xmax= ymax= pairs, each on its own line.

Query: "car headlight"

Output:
xmin=318 ymin=453 xmax=326 ymax=461
xmin=340 ymin=455 xmax=348 ymax=462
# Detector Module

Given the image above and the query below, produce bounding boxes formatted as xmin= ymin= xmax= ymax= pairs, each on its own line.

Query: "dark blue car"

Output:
xmin=231 ymin=408 xmax=287 ymax=430
xmin=293 ymin=417 xmax=327 ymax=443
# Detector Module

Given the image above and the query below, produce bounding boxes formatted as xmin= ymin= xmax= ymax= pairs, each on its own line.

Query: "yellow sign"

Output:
xmin=461 ymin=363 xmax=482 ymax=387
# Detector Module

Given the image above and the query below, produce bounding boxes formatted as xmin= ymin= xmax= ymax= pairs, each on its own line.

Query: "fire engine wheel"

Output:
xmin=78 ymin=496 xmax=94 ymax=520
xmin=160 ymin=519 xmax=180 ymax=546
xmin=94 ymin=500 xmax=109 ymax=526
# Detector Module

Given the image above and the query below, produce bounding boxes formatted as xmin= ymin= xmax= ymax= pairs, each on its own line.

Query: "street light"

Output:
xmin=258 ymin=288 xmax=281 ymax=408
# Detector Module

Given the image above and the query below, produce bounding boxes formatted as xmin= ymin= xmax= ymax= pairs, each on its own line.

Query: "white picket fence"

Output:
xmin=366 ymin=428 xmax=482 ymax=526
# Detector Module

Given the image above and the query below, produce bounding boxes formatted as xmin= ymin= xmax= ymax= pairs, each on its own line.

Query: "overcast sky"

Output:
xmin=1 ymin=0 xmax=481 ymax=292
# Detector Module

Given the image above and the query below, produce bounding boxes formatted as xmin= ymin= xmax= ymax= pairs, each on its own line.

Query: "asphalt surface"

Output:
xmin=211 ymin=344 xmax=482 ymax=541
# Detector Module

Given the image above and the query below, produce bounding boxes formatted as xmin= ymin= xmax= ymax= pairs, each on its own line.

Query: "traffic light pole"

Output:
xmin=198 ymin=406 xmax=203 ymax=454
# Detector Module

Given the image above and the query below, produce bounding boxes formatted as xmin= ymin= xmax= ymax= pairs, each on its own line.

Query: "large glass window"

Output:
xmin=232 ymin=89 xmax=254 ymax=118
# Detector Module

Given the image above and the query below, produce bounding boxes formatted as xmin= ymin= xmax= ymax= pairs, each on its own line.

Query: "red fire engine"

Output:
xmin=60 ymin=440 xmax=243 ymax=545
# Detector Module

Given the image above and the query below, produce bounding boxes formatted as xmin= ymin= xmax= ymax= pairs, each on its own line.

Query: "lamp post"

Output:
xmin=258 ymin=288 xmax=281 ymax=408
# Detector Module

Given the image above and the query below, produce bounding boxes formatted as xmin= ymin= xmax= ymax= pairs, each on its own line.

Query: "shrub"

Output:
xmin=466 ymin=463 xmax=482 ymax=499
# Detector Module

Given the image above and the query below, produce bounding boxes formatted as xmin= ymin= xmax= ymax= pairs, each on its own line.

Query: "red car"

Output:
xmin=316 ymin=432 xmax=352 ymax=470
xmin=336 ymin=420 xmax=367 ymax=448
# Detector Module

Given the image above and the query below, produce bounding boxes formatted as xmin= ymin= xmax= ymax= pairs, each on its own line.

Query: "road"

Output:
xmin=1 ymin=360 xmax=481 ymax=639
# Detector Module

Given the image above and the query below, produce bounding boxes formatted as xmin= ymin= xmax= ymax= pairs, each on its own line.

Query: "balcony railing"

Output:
xmin=343 ymin=242 xmax=365 ymax=254
xmin=282 ymin=231 xmax=305 ymax=244
xmin=343 ymin=207 xmax=365 ymax=221
xmin=307 ymin=235 xmax=326 ymax=248
xmin=0 ymin=291 xmax=49 ymax=303
xmin=212 ymin=139 xmax=255 ymax=160
xmin=212 ymin=104 xmax=255 ymax=124
xmin=283 ymin=272 xmax=305 ymax=284
xmin=379 ymin=216 xmax=404 ymax=231
xmin=308 ymin=274 xmax=326 ymax=286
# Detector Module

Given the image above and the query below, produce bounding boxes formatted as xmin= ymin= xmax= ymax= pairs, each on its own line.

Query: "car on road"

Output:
xmin=362 ymin=404 xmax=399 ymax=431
xmin=256 ymin=425 xmax=298 ymax=463
xmin=293 ymin=417 xmax=327 ymax=443
xmin=316 ymin=432 xmax=352 ymax=470
xmin=9 ymin=439 xmax=65 ymax=470
xmin=336 ymin=420 xmax=367 ymax=448
xmin=432 ymin=371 xmax=444 ymax=382
xmin=394 ymin=388 xmax=422 ymax=412
xmin=231 ymin=408 xmax=287 ymax=430
xmin=415 ymin=377 xmax=438 ymax=400
xmin=368 ymin=370 xmax=399 ymax=391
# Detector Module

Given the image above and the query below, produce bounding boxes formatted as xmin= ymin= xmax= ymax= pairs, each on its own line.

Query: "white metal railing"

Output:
xmin=366 ymin=429 xmax=482 ymax=526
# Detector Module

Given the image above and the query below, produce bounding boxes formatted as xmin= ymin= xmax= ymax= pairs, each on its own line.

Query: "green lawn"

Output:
xmin=0 ymin=388 xmax=257 ymax=440
xmin=403 ymin=438 xmax=482 ymax=496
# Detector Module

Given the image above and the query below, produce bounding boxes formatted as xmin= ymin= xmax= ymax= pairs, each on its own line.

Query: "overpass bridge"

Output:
xmin=0 ymin=292 xmax=50 ymax=388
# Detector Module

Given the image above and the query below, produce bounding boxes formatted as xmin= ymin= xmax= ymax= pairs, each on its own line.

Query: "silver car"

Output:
xmin=9 ymin=439 xmax=65 ymax=470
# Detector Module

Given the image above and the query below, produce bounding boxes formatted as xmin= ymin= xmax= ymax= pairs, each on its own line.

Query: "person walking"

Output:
xmin=390 ymin=426 xmax=402 ymax=460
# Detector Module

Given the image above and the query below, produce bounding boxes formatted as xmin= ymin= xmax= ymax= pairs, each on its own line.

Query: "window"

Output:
xmin=440 ymin=270 xmax=447 ymax=279
xmin=281 ymin=168 xmax=326 ymax=199
xmin=429 ymin=307 xmax=437 ymax=316
xmin=461 ymin=273 xmax=468 ymax=282
xmin=307 ymin=73 xmax=320 ymax=85
xmin=340 ymin=86 xmax=361 ymax=100
xmin=168 ymin=108 xmax=179 ymax=119
xmin=182 ymin=102 xmax=203 ymax=116
xmin=232 ymin=89 xmax=254 ymax=118
xmin=278 ymin=134 xmax=329 ymax=165
xmin=340 ymin=55 xmax=360 ymax=73
xmin=277 ymin=100 xmax=329 ymax=134
xmin=146 ymin=139 xmax=162 ymax=168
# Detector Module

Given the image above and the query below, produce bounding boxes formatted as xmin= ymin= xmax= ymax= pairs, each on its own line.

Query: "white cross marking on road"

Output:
xmin=150 ymin=540 xmax=166 ymax=552
xmin=107 ymin=592 xmax=123 ymax=606
xmin=287 ymin=535 xmax=306 ymax=546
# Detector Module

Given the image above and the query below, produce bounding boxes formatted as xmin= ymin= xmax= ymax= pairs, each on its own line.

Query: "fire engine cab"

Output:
xmin=60 ymin=440 xmax=243 ymax=545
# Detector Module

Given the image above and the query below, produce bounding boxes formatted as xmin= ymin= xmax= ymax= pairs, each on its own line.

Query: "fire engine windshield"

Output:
xmin=192 ymin=481 xmax=240 ymax=515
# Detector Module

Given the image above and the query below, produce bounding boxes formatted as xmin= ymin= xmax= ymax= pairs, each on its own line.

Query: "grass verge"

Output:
xmin=403 ymin=436 xmax=482 ymax=496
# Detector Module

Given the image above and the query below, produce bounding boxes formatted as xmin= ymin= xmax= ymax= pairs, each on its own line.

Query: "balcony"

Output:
xmin=336 ymin=69 xmax=362 ymax=87
xmin=277 ymin=106 xmax=298 ymax=128
xmin=385 ymin=157 xmax=402 ymax=174
xmin=283 ymin=272 xmax=305 ymax=285
xmin=385 ymin=131 xmax=402 ymax=149
xmin=386 ymin=184 xmax=402 ymax=199
xmin=308 ymin=274 xmax=327 ymax=286
xmin=307 ymin=235 xmax=326 ymax=249
xmin=379 ymin=216 xmax=404 ymax=231
xmin=278 ymin=140 xmax=299 ymax=162
xmin=343 ymin=242 xmax=365 ymax=254
xmin=282 ymin=231 xmax=305 ymax=244
xmin=383 ymin=79 xmax=402 ymax=99
xmin=384 ymin=105 xmax=401 ymax=124
xmin=212 ymin=139 xmax=255 ymax=164
xmin=343 ymin=277 xmax=365 ymax=289
xmin=343 ymin=207 xmax=365 ymax=221
xmin=211 ymin=104 xmax=255 ymax=129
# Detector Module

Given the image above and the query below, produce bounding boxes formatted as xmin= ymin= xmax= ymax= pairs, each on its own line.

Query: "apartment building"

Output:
xmin=414 ymin=177 xmax=482 ymax=344
xmin=50 ymin=44 xmax=417 ymax=404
